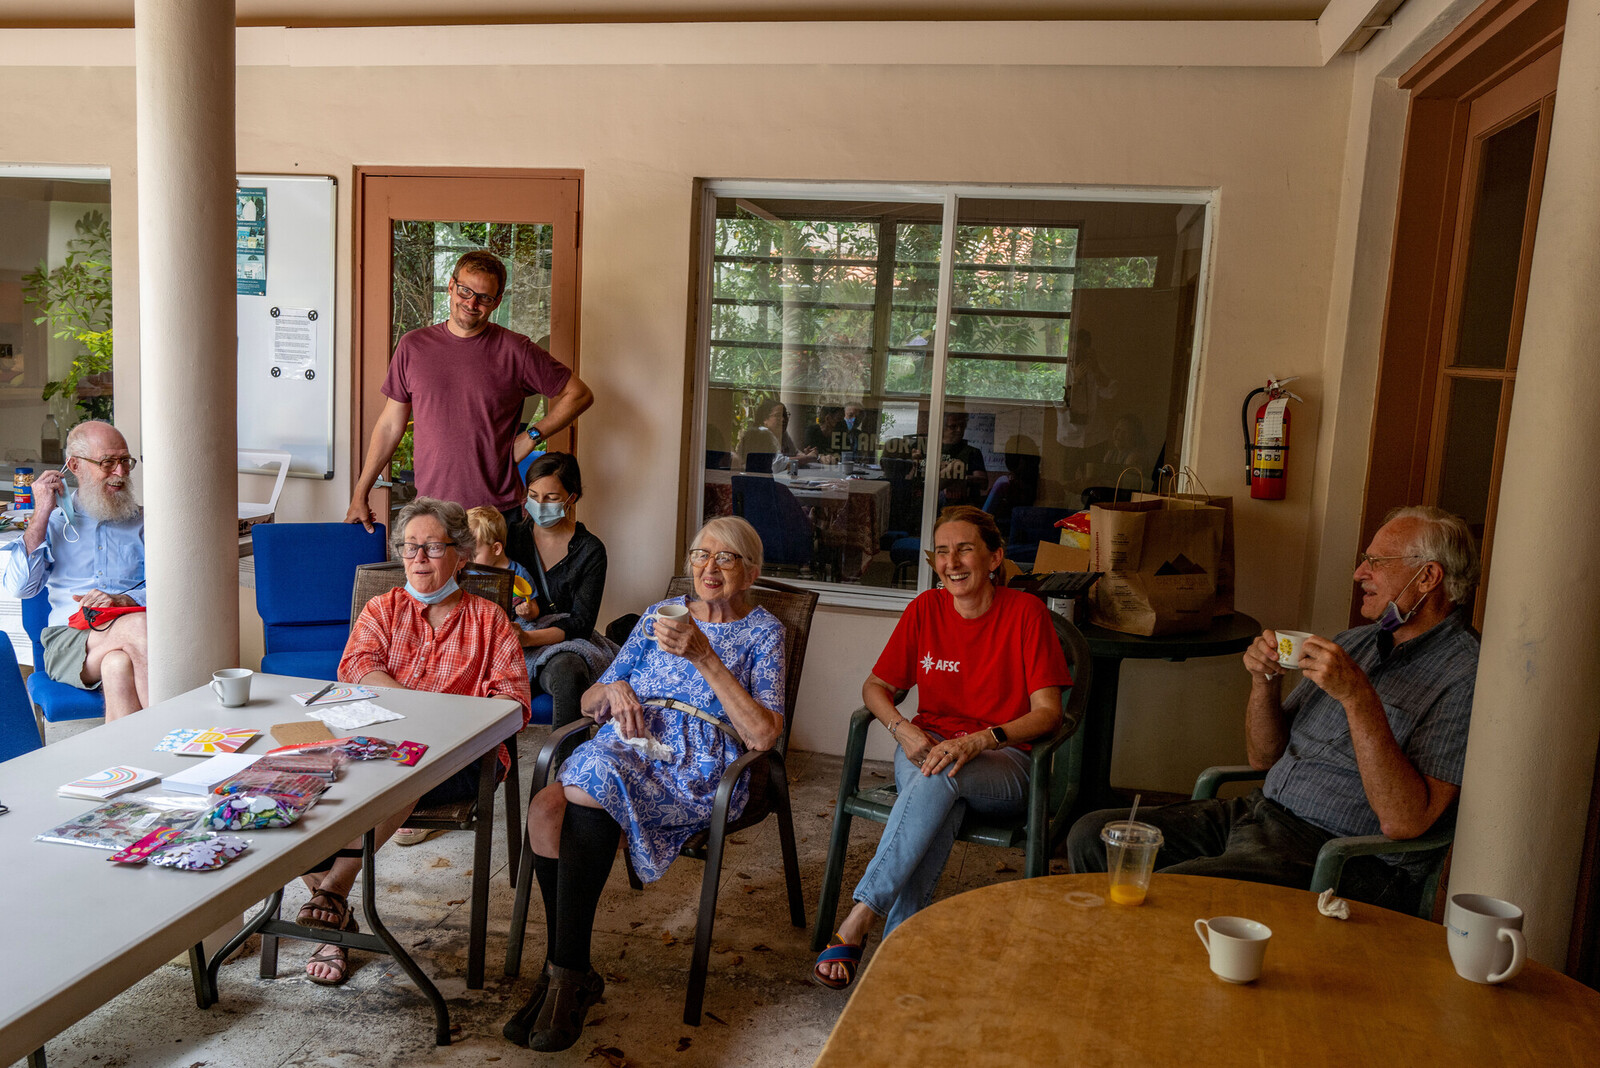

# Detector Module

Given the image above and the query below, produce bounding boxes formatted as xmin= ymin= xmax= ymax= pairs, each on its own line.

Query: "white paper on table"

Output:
xmin=306 ymin=700 xmax=405 ymax=732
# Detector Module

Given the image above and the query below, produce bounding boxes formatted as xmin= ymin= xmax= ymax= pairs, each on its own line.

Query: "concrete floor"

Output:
xmin=12 ymin=723 xmax=1058 ymax=1068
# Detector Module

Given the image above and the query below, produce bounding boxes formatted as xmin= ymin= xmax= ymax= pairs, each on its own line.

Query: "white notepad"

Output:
xmin=161 ymin=753 xmax=262 ymax=796
xmin=57 ymin=766 xmax=162 ymax=801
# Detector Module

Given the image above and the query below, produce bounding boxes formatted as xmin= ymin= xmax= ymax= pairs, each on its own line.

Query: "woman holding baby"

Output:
xmin=504 ymin=515 xmax=786 ymax=1053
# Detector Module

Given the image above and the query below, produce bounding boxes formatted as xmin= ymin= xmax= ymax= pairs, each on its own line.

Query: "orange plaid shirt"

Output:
xmin=340 ymin=588 xmax=531 ymax=769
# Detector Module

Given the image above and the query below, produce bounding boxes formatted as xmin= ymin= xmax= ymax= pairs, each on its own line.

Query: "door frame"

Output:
xmin=350 ymin=166 xmax=584 ymax=501
xmin=1354 ymin=0 xmax=1564 ymax=625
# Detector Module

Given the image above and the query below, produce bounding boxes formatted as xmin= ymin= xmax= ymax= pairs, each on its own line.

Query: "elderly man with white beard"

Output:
xmin=2 ymin=420 xmax=149 ymax=720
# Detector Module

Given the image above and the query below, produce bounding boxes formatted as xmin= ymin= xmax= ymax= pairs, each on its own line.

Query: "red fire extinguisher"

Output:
xmin=1241 ymin=377 xmax=1303 ymax=500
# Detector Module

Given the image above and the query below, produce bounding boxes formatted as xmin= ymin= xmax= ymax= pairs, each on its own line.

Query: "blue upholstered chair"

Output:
xmin=0 ymin=633 xmax=44 ymax=761
xmin=253 ymin=523 xmax=388 ymax=679
xmin=22 ymin=589 xmax=105 ymax=735
xmin=731 ymin=474 xmax=813 ymax=573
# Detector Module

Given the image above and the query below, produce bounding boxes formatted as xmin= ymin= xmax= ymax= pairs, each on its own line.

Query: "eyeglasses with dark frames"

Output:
xmin=74 ymin=455 xmax=138 ymax=473
xmin=451 ymin=278 xmax=501 ymax=307
xmin=399 ymin=541 xmax=458 ymax=559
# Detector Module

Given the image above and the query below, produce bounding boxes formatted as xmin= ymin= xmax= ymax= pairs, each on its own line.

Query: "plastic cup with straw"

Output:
xmin=1101 ymin=793 xmax=1163 ymax=906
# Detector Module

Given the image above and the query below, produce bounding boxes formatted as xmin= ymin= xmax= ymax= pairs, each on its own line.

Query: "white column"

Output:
xmin=135 ymin=0 xmax=239 ymax=703
xmin=1450 ymin=0 xmax=1600 ymax=964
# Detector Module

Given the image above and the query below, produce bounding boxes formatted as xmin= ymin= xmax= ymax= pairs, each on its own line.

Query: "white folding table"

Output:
xmin=0 ymin=673 xmax=522 ymax=1064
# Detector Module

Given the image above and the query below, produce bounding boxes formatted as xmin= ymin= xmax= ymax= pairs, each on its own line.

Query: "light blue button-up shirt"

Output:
xmin=0 ymin=492 xmax=146 ymax=627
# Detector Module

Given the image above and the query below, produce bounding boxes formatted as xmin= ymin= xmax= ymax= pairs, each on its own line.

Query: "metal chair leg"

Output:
xmin=503 ymin=734 xmax=523 ymax=887
xmin=812 ymin=807 xmax=854 ymax=951
xmin=505 ymin=838 xmax=535 ymax=977
xmin=768 ymin=761 xmax=807 ymax=928
xmin=684 ymin=820 xmax=730 ymax=1026
xmin=467 ymin=752 xmax=496 ymax=989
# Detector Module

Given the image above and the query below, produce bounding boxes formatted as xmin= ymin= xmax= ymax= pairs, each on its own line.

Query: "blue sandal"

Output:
xmin=811 ymin=932 xmax=871 ymax=990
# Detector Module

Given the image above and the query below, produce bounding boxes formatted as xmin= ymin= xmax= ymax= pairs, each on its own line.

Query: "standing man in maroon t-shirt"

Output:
xmin=346 ymin=250 xmax=594 ymax=530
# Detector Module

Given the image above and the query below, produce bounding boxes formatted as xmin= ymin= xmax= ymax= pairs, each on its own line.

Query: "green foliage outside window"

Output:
xmin=23 ymin=209 xmax=114 ymax=423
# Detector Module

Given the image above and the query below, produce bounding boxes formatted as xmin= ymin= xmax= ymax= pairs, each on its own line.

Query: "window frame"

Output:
xmin=685 ymin=179 xmax=1217 ymax=610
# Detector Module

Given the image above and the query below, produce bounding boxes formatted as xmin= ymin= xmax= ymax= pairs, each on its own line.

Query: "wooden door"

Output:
xmin=1357 ymin=0 xmax=1564 ymax=628
xmin=352 ymin=168 xmax=582 ymax=508
xmin=1421 ymin=49 xmax=1557 ymax=629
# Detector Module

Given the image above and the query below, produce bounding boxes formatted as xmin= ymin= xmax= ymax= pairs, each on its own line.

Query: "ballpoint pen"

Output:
xmin=304 ymin=682 xmax=337 ymax=705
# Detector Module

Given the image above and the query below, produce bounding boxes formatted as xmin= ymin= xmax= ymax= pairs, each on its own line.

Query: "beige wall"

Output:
xmin=0 ymin=20 xmax=1450 ymax=784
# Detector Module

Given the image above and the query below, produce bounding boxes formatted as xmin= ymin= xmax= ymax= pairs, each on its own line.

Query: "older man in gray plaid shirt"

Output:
xmin=1068 ymin=506 xmax=1479 ymax=913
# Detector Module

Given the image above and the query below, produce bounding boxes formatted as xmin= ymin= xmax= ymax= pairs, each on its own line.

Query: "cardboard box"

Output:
xmin=1033 ymin=540 xmax=1090 ymax=575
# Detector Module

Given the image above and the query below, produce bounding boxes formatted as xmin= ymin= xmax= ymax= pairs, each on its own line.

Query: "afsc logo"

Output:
xmin=920 ymin=653 xmax=961 ymax=674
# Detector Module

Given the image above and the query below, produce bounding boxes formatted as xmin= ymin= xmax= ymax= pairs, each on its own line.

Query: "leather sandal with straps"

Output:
xmin=306 ymin=912 xmax=359 ymax=986
xmin=297 ymin=888 xmax=353 ymax=931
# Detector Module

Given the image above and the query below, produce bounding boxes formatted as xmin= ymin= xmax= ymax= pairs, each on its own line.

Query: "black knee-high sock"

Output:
xmin=532 ymin=852 xmax=559 ymax=964
xmin=551 ymin=804 xmax=621 ymax=972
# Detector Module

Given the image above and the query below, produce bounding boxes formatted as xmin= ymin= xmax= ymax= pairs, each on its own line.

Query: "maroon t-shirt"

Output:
xmin=381 ymin=322 xmax=572 ymax=511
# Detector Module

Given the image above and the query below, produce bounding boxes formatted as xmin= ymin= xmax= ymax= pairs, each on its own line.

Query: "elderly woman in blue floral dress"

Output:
xmin=504 ymin=515 xmax=786 ymax=1053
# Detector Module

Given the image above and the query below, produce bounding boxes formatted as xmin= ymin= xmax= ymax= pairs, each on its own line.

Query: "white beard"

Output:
xmin=76 ymin=478 xmax=142 ymax=523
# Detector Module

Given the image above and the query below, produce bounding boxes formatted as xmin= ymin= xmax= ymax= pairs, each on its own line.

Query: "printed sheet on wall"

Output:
xmin=236 ymin=174 xmax=336 ymax=479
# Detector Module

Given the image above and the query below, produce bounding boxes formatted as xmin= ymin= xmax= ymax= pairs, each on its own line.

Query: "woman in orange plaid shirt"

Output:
xmin=296 ymin=497 xmax=531 ymax=985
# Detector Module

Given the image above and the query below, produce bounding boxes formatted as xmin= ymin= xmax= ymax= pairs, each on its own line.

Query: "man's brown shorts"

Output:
xmin=40 ymin=624 xmax=95 ymax=690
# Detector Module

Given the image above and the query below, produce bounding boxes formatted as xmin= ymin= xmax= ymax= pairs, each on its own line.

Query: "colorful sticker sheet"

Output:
xmin=206 ymin=795 xmax=302 ymax=831
xmin=37 ymin=798 xmax=209 ymax=851
xmin=148 ymin=832 xmax=250 ymax=871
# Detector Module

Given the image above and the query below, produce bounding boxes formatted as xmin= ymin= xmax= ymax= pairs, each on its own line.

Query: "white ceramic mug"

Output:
xmin=1274 ymin=630 xmax=1314 ymax=669
xmin=1194 ymin=916 xmax=1272 ymax=983
xmin=641 ymin=603 xmax=691 ymax=640
xmin=1446 ymin=893 xmax=1527 ymax=984
xmin=211 ymin=668 xmax=254 ymax=708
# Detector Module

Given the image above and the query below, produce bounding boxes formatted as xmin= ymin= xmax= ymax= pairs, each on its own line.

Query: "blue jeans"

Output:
xmin=851 ymin=740 xmax=1031 ymax=938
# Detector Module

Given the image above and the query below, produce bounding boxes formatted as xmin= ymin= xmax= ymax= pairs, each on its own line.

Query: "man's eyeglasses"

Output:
xmin=689 ymin=549 xmax=743 ymax=568
xmin=1356 ymin=552 xmax=1424 ymax=569
xmin=75 ymin=455 xmax=137 ymax=473
xmin=451 ymin=279 xmax=500 ymax=307
xmin=399 ymin=541 xmax=457 ymax=559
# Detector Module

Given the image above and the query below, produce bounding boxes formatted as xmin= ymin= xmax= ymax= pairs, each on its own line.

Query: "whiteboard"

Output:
xmin=235 ymin=174 xmax=336 ymax=479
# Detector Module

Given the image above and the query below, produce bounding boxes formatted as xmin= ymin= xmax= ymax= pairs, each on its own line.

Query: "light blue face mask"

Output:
xmin=57 ymin=464 xmax=78 ymax=542
xmin=1376 ymin=565 xmax=1429 ymax=633
xmin=405 ymin=575 xmax=460 ymax=605
xmin=525 ymin=498 xmax=568 ymax=528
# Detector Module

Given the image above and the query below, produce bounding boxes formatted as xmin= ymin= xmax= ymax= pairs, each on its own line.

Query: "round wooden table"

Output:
xmin=813 ymin=875 xmax=1600 ymax=1066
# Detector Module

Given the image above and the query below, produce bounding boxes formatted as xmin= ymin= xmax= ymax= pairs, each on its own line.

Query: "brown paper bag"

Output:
xmin=1134 ymin=489 xmax=1235 ymax=618
xmin=1089 ymin=498 xmax=1224 ymax=636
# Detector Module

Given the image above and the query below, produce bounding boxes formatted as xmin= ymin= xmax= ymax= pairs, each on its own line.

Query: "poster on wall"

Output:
xmin=236 ymin=186 xmax=267 ymax=296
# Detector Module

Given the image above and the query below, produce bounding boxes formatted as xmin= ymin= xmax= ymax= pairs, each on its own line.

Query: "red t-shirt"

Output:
xmin=381 ymin=322 xmax=573 ymax=511
xmin=873 ymin=586 xmax=1072 ymax=743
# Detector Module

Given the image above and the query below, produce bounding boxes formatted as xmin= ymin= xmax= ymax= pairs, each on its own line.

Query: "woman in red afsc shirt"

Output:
xmin=813 ymin=506 xmax=1071 ymax=989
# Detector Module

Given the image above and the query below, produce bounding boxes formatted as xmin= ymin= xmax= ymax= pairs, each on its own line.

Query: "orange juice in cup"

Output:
xmin=1102 ymin=821 xmax=1164 ymax=905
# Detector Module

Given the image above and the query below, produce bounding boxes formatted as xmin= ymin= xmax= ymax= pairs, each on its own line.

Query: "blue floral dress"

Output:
xmin=558 ymin=596 xmax=786 ymax=881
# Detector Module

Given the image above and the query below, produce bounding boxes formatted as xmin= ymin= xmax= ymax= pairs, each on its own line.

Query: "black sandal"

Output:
xmin=502 ymin=960 xmax=553 ymax=1047
xmin=528 ymin=964 xmax=605 ymax=1053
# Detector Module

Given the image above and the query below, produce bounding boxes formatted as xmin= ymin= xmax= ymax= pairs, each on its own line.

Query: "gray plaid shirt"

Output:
xmin=1263 ymin=610 xmax=1479 ymax=852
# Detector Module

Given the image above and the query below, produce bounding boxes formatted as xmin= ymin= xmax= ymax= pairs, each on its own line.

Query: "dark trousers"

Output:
xmin=1065 ymin=789 xmax=1420 ymax=913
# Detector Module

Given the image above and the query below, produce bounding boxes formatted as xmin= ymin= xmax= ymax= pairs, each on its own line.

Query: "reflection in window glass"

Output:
xmin=0 ymin=175 xmax=113 ymax=432
xmin=391 ymin=220 xmax=555 ymax=348
xmin=695 ymin=188 xmax=1209 ymax=596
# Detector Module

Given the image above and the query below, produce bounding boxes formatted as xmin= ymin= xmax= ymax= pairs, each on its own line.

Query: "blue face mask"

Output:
xmin=1376 ymin=565 xmax=1429 ymax=632
xmin=405 ymin=575 xmax=459 ymax=605
xmin=525 ymin=499 xmax=568 ymax=528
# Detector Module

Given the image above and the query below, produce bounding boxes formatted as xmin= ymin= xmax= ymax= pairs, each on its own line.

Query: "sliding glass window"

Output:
xmin=689 ymin=184 xmax=1211 ymax=601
